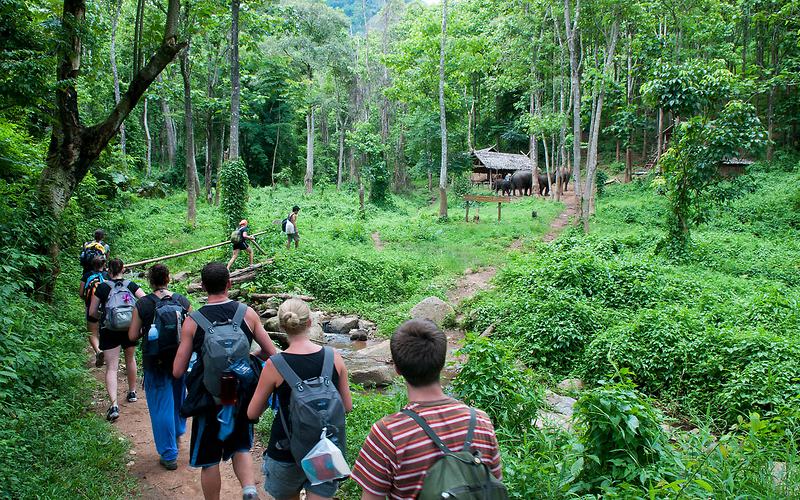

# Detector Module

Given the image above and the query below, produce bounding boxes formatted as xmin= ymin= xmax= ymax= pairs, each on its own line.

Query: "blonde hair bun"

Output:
xmin=278 ymin=298 xmax=311 ymax=335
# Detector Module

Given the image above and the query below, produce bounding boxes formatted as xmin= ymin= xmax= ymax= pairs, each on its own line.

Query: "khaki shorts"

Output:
xmin=287 ymin=232 xmax=300 ymax=243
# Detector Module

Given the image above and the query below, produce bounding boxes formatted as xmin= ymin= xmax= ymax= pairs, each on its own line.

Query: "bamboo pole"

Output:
xmin=127 ymin=229 xmax=271 ymax=267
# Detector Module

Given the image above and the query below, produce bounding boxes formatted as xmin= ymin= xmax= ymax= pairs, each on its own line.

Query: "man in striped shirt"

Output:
xmin=351 ymin=318 xmax=503 ymax=500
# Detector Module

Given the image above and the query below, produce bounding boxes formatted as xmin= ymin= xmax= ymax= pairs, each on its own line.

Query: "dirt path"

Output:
xmin=90 ymin=364 xmax=271 ymax=500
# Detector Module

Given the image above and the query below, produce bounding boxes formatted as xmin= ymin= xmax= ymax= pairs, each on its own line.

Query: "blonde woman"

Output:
xmin=248 ymin=299 xmax=352 ymax=500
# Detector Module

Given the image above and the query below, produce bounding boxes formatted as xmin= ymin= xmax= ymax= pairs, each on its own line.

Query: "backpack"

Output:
xmin=146 ymin=294 xmax=186 ymax=356
xmin=281 ymin=217 xmax=289 ymax=233
xmin=230 ymin=228 xmax=242 ymax=244
xmin=80 ymin=241 xmax=106 ymax=269
xmin=271 ymin=346 xmax=347 ymax=467
xmin=103 ymin=280 xmax=137 ymax=331
xmin=190 ymin=302 xmax=250 ymax=400
xmin=401 ymin=408 xmax=509 ymax=500
xmin=84 ymin=272 xmax=106 ymax=306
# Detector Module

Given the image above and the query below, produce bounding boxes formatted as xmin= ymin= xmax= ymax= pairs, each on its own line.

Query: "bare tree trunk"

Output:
xmin=305 ymin=107 xmax=314 ymax=195
xmin=530 ymin=77 xmax=541 ymax=197
xmin=395 ymin=105 xmax=408 ymax=193
xmin=229 ymin=0 xmax=241 ymax=160
xmin=205 ymin=114 xmax=214 ymax=202
xmin=542 ymin=135 xmax=551 ymax=200
xmin=336 ymin=112 xmax=343 ymax=190
xmin=656 ymin=107 xmax=663 ymax=165
xmin=159 ymin=73 xmax=177 ymax=172
xmin=110 ymin=0 xmax=126 ymax=164
xmin=215 ymin=124 xmax=224 ymax=205
xmin=180 ymin=46 xmax=198 ymax=224
xmin=271 ymin=112 xmax=281 ymax=195
xmin=565 ymin=0 xmax=582 ymax=220
xmin=438 ymin=0 xmax=448 ymax=217
xmin=142 ymin=97 xmax=152 ymax=177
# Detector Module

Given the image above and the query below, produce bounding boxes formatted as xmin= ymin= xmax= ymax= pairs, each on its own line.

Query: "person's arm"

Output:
xmin=130 ymin=283 xmax=146 ymax=300
xmin=248 ymin=308 xmax=278 ymax=359
xmin=243 ymin=230 xmax=255 ymax=241
xmin=88 ymin=294 xmax=101 ymax=319
xmin=173 ymin=316 xmax=196 ymax=378
xmin=128 ymin=306 xmax=143 ymax=342
xmin=246 ymin=359 xmax=282 ymax=420
xmin=79 ymin=280 xmax=86 ymax=300
xmin=334 ymin=349 xmax=353 ymax=412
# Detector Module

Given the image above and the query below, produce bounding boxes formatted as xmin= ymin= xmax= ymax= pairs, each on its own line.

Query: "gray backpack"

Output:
xmin=190 ymin=302 xmax=250 ymax=400
xmin=104 ymin=280 xmax=136 ymax=331
xmin=271 ymin=346 xmax=347 ymax=465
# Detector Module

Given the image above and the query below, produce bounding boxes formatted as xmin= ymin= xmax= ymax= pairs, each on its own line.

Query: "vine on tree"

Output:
xmin=219 ymin=158 xmax=249 ymax=232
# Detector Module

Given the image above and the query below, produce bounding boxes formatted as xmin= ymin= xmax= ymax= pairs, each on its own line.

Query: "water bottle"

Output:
xmin=220 ymin=372 xmax=237 ymax=406
xmin=187 ymin=352 xmax=197 ymax=373
xmin=147 ymin=323 xmax=159 ymax=355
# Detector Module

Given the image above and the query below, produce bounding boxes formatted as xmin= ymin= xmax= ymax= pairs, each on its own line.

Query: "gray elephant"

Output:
xmin=510 ymin=171 xmax=532 ymax=196
xmin=538 ymin=172 xmax=552 ymax=196
xmin=554 ymin=168 xmax=572 ymax=192
xmin=494 ymin=179 xmax=513 ymax=196
xmin=539 ymin=168 xmax=573 ymax=196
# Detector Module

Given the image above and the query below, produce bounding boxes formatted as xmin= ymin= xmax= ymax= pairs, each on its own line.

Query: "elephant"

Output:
xmin=538 ymin=168 xmax=573 ymax=196
xmin=510 ymin=171 xmax=532 ymax=196
xmin=554 ymin=168 xmax=572 ymax=192
xmin=494 ymin=179 xmax=513 ymax=196
xmin=537 ymin=172 xmax=552 ymax=196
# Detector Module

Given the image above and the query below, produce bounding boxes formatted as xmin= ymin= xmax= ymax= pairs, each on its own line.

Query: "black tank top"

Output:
xmin=266 ymin=347 xmax=341 ymax=462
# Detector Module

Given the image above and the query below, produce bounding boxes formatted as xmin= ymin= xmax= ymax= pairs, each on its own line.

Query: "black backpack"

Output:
xmin=401 ymin=408 xmax=508 ymax=500
xmin=281 ymin=216 xmax=289 ymax=233
xmin=80 ymin=241 xmax=106 ymax=270
xmin=145 ymin=293 xmax=187 ymax=356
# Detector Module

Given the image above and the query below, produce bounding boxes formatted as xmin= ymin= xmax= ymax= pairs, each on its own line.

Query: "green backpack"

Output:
xmin=401 ymin=408 xmax=508 ymax=500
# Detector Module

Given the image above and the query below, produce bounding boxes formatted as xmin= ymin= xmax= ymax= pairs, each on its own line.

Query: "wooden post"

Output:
xmin=465 ymin=201 xmax=470 ymax=222
xmin=497 ymin=202 xmax=502 ymax=221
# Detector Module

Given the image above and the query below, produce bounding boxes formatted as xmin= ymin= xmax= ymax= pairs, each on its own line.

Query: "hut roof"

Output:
xmin=472 ymin=147 xmax=532 ymax=172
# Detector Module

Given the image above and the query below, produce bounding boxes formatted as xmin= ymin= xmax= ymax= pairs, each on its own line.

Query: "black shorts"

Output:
xmin=233 ymin=241 xmax=250 ymax=251
xmin=189 ymin=406 xmax=253 ymax=467
xmin=99 ymin=328 xmax=139 ymax=351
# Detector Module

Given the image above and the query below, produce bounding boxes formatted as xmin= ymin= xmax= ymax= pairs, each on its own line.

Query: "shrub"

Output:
xmin=219 ymin=158 xmax=249 ymax=232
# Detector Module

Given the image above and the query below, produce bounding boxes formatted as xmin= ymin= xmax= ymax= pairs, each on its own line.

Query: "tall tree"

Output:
xmin=38 ymin=0 xmax=184 ymax=288
xmin=438 ymin=0 xmax=448 ymax=217
xmin=229 ymin=0 xmax=241 ymax=160
xmin=180 ymin=44 xmax=199 ymax=224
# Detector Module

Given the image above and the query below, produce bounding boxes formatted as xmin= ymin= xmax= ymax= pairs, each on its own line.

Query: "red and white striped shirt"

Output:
xmin=351 ymin=398 xmax=503 ymax=500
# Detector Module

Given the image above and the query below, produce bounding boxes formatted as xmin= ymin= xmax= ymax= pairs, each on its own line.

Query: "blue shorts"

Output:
xmin=262 ymin=454 xmax=338 ymax=500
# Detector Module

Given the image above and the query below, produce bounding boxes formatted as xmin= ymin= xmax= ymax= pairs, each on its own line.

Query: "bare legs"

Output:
xmin=200 ymin=451 xmax=256 ymax=500
xmin=227 ymin=248 xmax=241 ymax=270
xmin=104 ymin=345 xmax=138 ymax=406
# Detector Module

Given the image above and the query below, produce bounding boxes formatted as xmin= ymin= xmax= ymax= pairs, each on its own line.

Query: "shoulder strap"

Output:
xmin=400 ymin=407 xmax=477 ymax=456
xmin=189 ymin=310 xmax=214 ymax=333
xmin=233 ymin=301 xmax=247 ymax=325
xmin=270 ymin=353 xmax=303 ymax=389
xmin=321 ymin=346 xmax=335 ymax=380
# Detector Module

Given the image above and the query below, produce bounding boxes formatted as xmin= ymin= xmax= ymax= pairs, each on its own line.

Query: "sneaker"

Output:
xmin=242 ymin=492 xmax=259 ymax=500
xmin=159 ymin=458 xmax=178 ymax=471
xmin=106 ymin=406 xmax=119 ymax=421
xmin=95 ymin=351 xmax=105 ymax=368
xmin=127 ymin=391 xmax=137 ymax=403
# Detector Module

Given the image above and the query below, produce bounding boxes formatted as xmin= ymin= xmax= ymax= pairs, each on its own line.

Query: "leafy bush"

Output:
xmin=220 ymin=158 xmax=250 ymax=232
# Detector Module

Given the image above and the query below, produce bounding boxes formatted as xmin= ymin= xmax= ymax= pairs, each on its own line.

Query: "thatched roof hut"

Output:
xmin=471 ymin=147 xmax=532 ymax=185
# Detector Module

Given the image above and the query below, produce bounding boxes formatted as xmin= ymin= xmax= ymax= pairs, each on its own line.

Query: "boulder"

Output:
xmin=349 ymin=329 xmax=368 ymax=341
xmin=327 ymin=316 xmax=360 ymax=334
xmin=557 ymin=378 xmax=585 ymax=392
xmin=308 ymin=311 xmax=324 ymax=343
xmin=263 ymin=316 xmax=280 ymax=332
xmin=349 ymin=366 xmax=394 ymax=388
xmin=545 ymin=390 xmax=577 ymax=417
xmin=358 ymin=340 xmax=392 ymax=360
xmin=358 ymin=319 xmax=377 ymax=330
xmin=269 ymin=331 xmax=290 ymax=350
xmin=260 ymin=308 xmax=278 ymax=318
xmin=408 ymin=297 xmax=454 ymax=326
xmin=172 ymin=271 xmax=190 ymax=283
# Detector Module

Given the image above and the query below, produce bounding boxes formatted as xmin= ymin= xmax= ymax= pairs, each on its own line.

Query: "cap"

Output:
xmin=239 ymin=219 xmax=247 ymax=226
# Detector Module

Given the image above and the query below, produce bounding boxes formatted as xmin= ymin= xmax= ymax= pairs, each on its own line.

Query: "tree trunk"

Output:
xmin=110 ymin=0 xmax=126 ymax=164
xmin=438 ymin=0 xmax=448 ymax=218
xmin=205 ymin=113 xmax=214 ymax=203
xmin=271 ymin=112 xmax=282 ymax=195
xmin=305 ymin=107 xmax=314 ymax=195
xmin=229 ymin=0 xmax=241 ymax=160
xmin=159 ymin=73 xmax=177 ymax=172
xmin=215 ymin=124 xmax=224 ymax=205
xmin=542 ymin=135 xmax=551 ymax=200
xmin=336 ymin=112 xmax=343 ymax=190
xmin=565 ymin=0 xmax=582 ymax=220
xmin=395 ymin=104 xmax=408 ymax=193
xmin=143 ymin=97 xmax=152 ymax=177
xmin=38 ymin=0 xmax=184 ymax=297
xmin=180 ymin=46 xmax=197 ymax=224
xmin=530 ymin=79 xmax=540 ymax=197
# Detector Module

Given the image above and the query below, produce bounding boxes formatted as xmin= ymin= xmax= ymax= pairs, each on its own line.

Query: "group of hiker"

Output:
xmin=77 ymin=223 xmax=507 ymax=500
xmin=227 ymin=205 xmax=302 ymax=270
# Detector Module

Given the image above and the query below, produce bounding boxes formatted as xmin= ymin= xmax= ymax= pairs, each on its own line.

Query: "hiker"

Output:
xmin=79 ymin=255 xmax=109 ymax=367
xmin=80 ymin=229 xmax=110 ymax=273
xmin=172 ymin=261 xmax=278 ymax=500
xmin=285 ymin=206 xmax=300 ymax=250
xmin=247 ymin=298 xmax=353 ymax=500
xmin=227 ymin=219 xmax=255 ymax=270
xmin=128 ymin=263 xmax=191 ymax=471
xmin=351 ymin=318 xmax=505 ymax=500
xmin=89 ymin=258 xmax=145 ymax=422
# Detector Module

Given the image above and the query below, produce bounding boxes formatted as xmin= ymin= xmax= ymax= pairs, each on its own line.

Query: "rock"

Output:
xmin=172 ymin=271 xmax=190 ymax=283
xmin=268 ymin=331 xmax=289 ymax=350
xmin=408 ymin=297 xmax=454 ymax=326
xmin=358 ymin=340 xmax=392 ymax=360
xmin=557 ymin=378 xmax=584 ymax=392
xmin=308 ymin=311 xmax=324 ymax=343
xmin=263 ymin=316 xmax=280 ymax=332
xmin=260 ymin=308 xmax=277 ymax=318
xmin=358 ymin=319 xmax=376 ymax=330
xmin=349 ymin=366 xmax=394 ymax=388
xmin=545 ymin=390 xmax=577 ymax=417
xmin=228 ymin=289 xmax=241 ymax=299
xmin=349 ymin=329 xmax=368 ymax=341
xmin=265 ymin=298 xmax=279 ymax=310
xmin=327 ymin=316 xmax=360 ymax=334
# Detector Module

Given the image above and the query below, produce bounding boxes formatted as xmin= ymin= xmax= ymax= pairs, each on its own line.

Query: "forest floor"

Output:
xmin=91 ymin=186 xmax=578 ymax=500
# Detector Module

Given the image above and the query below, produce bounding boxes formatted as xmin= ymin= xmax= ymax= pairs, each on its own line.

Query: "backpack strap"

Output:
xmin=270 ymin=352 xmax=303 ymax=389
xmin=320 ymin=346 xmax=335 ymax=384
xmin=190 ymin=302 xmax=247 ymax=334
xmin=401 ymin=407 xmax=478 ymax=457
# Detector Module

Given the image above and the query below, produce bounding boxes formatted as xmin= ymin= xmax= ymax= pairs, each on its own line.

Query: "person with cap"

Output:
xmin=227 ymin=219 xmax=255 ymax=270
